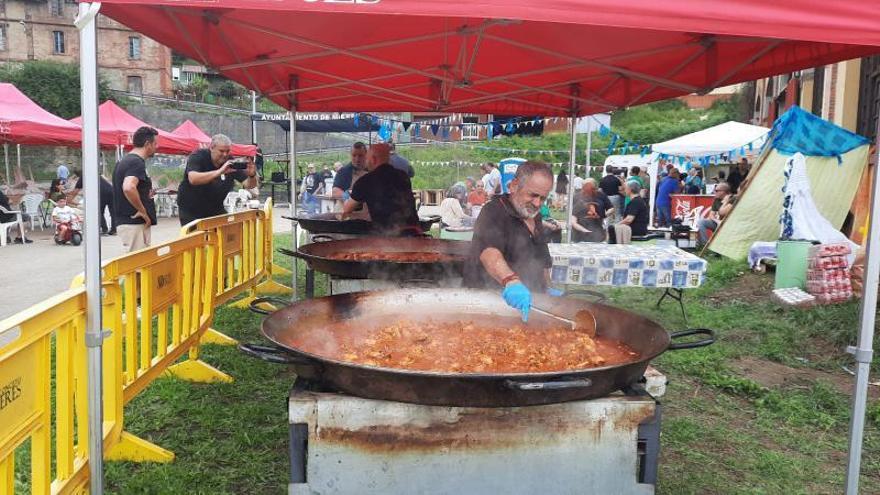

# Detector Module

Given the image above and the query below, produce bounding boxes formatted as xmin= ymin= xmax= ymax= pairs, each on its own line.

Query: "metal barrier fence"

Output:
xmin=1 ymin=199 xmax=289 ymax=493
xmin=0 ymin=289 xmax=93 ymax=494
xmin=181 ymin=199 xmax=292 ymax=318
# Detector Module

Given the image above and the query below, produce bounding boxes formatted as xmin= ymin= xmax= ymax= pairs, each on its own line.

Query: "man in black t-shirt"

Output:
xmin=74 ymin=171 xmax=116 ymax=235
xmin=608 ymin=182 xmax=649 ymax=244
xmin=599 ymin=166 xmax=624 ymax=222
xmin=332 ymin=142 xmax=368 ymax=200
xmin=463 ymin=161 xmax=557 ymax=322
xmin=571 ymin=178 xmax=613 ymax=243
xmin=342 ymin=143 xmax=418 ymax=234
xmin=177 ymin=134 xmax=258 ymax=226
xmin=113 ymin=126 xmax=158 ymax=252
xmin=300 ymin=163 xmax=324 ymax=214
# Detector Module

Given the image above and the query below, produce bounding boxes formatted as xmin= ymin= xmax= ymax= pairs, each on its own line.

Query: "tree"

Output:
xmin=0 ymin=61 xmax=114 ymax=119
xmin=188 ymin=75 xmax=210 ymax=102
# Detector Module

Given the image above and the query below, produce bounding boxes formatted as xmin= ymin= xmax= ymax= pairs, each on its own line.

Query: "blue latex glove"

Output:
xmin=502 ymin=282 xmax=532 ymax=322
xmin=546 ymin=287 xmax=564 ymax=297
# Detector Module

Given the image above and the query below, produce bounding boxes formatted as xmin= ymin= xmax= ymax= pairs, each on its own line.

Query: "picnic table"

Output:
xmin=549 ymin=243 xmax=708 ymax=323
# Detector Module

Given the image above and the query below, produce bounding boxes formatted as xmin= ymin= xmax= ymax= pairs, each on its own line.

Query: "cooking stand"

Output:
xmin=288 ymin=370 xmax=666 ymax=495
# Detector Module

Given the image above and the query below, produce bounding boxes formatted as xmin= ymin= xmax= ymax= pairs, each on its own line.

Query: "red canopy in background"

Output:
xmin=70 ymin=100 xmax=198 ymax=155
xmin=171 ymin=119 xmax=257 ymax=157
xmin=0 ymin=83 xmax=82 ymax=147
xmin=97 ymin=0 xmax=880 ymax=116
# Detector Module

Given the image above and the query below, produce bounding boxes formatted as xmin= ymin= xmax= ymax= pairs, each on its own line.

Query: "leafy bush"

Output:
xmin=0 ymin=61 xmax=114 ymax=118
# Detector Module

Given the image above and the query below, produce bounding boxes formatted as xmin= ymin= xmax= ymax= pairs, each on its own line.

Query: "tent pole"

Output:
xmin=564 ymin=115 xmax=577 ymax=244
xmin=3 ymin=143 xmax=9 ymax=186
xmin=585 ymin=117 xmax=592 ymax=179
xmin=15 ymin=144 xmax=21 ymax=180
xmin=75 ymin=3 xmax=105 ymax=495
xmin=289 ymin=109 xmax=299 ymax=300
xmin=251 ymin=90 xmax=257 ymax=144
xmin=844 ymin=132 xmax=880 ymax=495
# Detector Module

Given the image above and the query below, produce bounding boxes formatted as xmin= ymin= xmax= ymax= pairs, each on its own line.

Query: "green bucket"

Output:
xmin=774 ymin=240 xmax=812 ymax=289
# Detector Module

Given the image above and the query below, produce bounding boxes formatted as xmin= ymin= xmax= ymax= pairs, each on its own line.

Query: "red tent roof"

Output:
xmin=97 ymin=0 xmax=880 ymax=116
xmin=71 ymin=100 xmax=198 ymax=155
xmin=171 ymin=119 xmax=257 ymax=156
xmin=0 ymin=83 xmax=82 ymax=147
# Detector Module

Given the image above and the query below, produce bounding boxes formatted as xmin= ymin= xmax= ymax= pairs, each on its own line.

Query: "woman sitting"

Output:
xmin=439 ymin=187 xmax=472 ymax=228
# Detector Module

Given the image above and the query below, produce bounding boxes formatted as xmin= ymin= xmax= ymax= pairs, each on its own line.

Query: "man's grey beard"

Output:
xmin=512 ymin=201 xmax=540 ymax=219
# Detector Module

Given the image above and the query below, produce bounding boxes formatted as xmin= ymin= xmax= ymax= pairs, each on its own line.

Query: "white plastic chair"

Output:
xmin=20 ymin=194 xmax=45 ymax=230
xmin=223 ymin=192 xmax=240 ymax=213
xmin=0 ymin=205 xmax=26 ymax=246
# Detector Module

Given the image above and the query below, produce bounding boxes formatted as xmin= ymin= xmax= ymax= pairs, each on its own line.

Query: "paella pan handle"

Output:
xmin=503 ymin=378 xmax=593 ymax=391
xmin=278 ymin=247 xmax=309 ymax=260
xmin=667 ymin=328 xmax=715 ymax=350
xmin=248 ymin=296 xmax=290 ymax=316
xmin=239 ymin=343 xmax=311 ymax=365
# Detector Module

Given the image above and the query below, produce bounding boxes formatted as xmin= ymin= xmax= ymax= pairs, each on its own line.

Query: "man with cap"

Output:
xmin=463 ymin=161 xmax=561 ymax=321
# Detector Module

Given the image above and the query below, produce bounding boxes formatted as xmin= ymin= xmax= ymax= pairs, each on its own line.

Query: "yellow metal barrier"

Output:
xmin=1 ymin=199 xmax=285 ymax=491
xmin=1 ymin=289 xmax=94 ymax=494
xmin=100 ymin=231 xmax=230 ymax=463
xmin=181 ymin=199 xmax=291 ymax=320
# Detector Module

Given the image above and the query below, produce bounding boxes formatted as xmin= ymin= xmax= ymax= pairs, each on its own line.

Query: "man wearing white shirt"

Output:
xmin=481 ymin=162 xmax=501 ymax=198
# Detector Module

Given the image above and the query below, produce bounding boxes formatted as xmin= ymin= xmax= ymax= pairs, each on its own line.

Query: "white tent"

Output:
xmin=647 ymin=121 xmax=771 ymax=228
xmin=652 ymin=121 xmax=770 ymax=158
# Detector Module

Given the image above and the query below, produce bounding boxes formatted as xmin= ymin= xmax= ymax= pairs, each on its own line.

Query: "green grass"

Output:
xmin=67 ymin=237 xmax=878 ymax=493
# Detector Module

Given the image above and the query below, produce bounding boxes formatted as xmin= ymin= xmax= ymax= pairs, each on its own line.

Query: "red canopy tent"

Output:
xmin=171 ymin=119 xmax=257 ymax=156
xmin=94 ymin=1 xmax=880 ymax=116
xmin=0 ymin=82 xmax=81 ymax=147
xmin=70 ymin=100 xmax=198 ymax=155
xmin=75 ymin=2 xmax=880 ymax=494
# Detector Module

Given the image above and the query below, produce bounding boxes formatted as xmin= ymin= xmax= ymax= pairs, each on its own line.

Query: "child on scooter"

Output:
xmin=52 ymin=198 xmax=80 ymax=244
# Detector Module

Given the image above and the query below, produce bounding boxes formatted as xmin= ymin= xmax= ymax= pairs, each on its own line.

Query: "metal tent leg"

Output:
xmin=75 ymin=3 xmax=106 ymax=494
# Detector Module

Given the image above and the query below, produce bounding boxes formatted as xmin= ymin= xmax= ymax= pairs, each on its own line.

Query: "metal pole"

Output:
xmin=585 ymin=117 xmax=592 ymax=180
xmin=250 ymin=90 xmax=257 ymax=144
xmin=288 ymin=109 xmax=299 ymax=300
xmin=564 ymin=116 xmax=577 ymax=244
xmin=3 ymin=143 xmax=9 ymax=186
xmin=15 ymin=144 xmax=21 ymax=181
xmin=75 ymin=3 xmax=105 ymax=494
xmin=844 ymin=133 xmax=880 ymax=494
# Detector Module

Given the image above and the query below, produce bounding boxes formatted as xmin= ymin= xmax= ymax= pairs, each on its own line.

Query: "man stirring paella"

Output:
xmin=464 ymin=160 xmax=561 ymax=321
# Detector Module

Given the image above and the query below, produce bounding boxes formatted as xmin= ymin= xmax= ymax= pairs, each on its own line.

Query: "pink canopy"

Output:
xmin=96 ymin=0 xmax=880 ymax=116
xmin=171 ymin=119 xmax=257 ymax=156
xmin=0 ymin=83 xmax=82 ymax=147
xmin=71 ymin=100 xmax=198 ymax=155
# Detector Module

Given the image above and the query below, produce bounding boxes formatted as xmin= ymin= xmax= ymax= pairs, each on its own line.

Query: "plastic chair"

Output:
xmin=0 ymin=205 xmax=26 ymax=246
xmin=223 ymin=192 xmax=240 ymax=213
xmin=21 ymin=194 xmax=45 ymax=230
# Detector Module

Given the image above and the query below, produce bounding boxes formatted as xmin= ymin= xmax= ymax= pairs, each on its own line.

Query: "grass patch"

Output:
xmin=94 ymin=235 xmax=879 ymax=493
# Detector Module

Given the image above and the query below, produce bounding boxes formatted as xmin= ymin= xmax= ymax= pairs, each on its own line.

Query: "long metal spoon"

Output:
xmin=530 ymin=307 xmax=597 ymax=337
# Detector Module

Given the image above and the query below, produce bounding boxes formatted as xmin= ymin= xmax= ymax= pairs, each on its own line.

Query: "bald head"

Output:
xmin=367 ymin=143 xmax=392 ymax=171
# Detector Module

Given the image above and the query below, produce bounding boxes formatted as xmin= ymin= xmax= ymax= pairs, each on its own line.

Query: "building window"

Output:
xmin=127 ymin=76 xmax=143 ymax=95
xmin=128 ymin=36 xmax=141 ymax=60
xmin=461 ymin=116 xmax=480 ymax=140
xmin=856 ymin=56 xmax=880 ymax=141
xmin=52 ymin=31 xmax=65 ymax=54
xmin=811 ymin=66 xmax=825 ymax=117
xmin=0 ymin=25 xmax=7 ymax=52
xmin=49 ymin=0 xmax=64 ymax=17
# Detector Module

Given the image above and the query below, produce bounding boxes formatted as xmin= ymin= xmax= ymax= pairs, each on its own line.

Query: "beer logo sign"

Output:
xmin=0 ymin=377 xmax=22 ymax=411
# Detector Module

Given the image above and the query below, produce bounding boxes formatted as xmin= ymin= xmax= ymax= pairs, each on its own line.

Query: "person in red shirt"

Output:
xmin=467 ymin=181 xmax=488 ymax=207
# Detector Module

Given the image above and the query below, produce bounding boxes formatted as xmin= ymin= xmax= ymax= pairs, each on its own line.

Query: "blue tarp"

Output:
xmin=770 ymin=105 xmax=870 ymax=158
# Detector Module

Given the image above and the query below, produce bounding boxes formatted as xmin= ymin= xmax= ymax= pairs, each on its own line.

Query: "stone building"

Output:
xmin=0 ymin=0 xmax=171 ymax=95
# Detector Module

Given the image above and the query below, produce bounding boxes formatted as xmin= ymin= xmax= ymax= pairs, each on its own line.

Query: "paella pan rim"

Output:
xmin=258 ymin=288 xmax=671 ymax=380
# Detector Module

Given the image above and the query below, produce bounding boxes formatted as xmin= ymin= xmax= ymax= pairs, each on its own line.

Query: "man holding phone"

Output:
xmin=177 ymin=134 xmax=259 ymax=226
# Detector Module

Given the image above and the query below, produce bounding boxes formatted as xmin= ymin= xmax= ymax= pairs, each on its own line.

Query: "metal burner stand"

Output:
xmin=288 ymin=370 xmax=667 ymax=495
